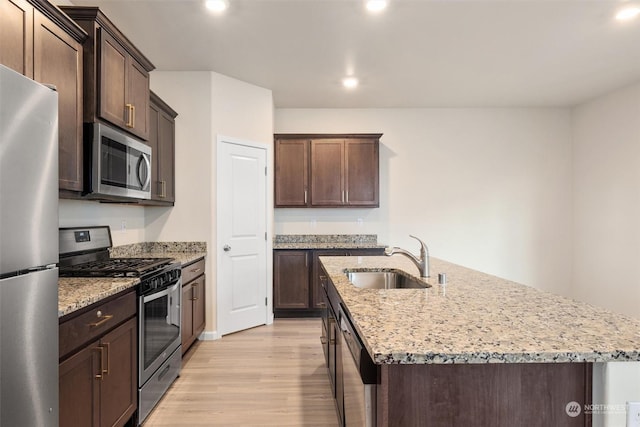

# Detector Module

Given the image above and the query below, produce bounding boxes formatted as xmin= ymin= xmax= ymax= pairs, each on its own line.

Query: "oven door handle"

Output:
xmin=143 ymin=281 xmax=180 ymax=303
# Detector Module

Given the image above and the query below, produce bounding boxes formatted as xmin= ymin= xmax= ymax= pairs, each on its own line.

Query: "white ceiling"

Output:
xmin=68 ymin=0 xmax=640 ymax=108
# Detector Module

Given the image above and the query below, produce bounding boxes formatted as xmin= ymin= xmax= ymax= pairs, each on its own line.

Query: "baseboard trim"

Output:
xmin=198 ymin=330 xmax=219 ymax=341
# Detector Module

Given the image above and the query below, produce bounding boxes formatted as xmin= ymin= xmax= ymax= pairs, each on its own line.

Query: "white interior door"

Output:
xmin=217 ymin=138 xmax=268 ymax=336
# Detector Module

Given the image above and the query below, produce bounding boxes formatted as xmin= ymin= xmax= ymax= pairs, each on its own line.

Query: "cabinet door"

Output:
xmin=126 ymin=59 xmax=150 ymax=140
xmin=0 ymin=0 xmax=33 ymax=78
xmin=158 ymin=109 xmax=175 ymax=202
xmin=274 ymin=139 xmax=308 ymax=207
xmin=311 ymin=139 xmax=345 ymax=206
xmin=192 ymin=275 xmax=206 ymax=337
xmin=99 ymin=29 xmax=127 ymax=129
xmin=59 ymin=342 xmax=101 ymax=427
xmin=312 ymin=250 xmax=348 ymax=309
xmin=33 ymin=11 xmax=84 ymax=192
xmin=273 ymin=250 xmax=310 ymax=309
xmin=148 ymin=102 xmax=161 ymax=198
xmin=181 ymin=282 xmax=194 ymax=352
xmin=345 ymin=139 xmax=379 ymax=207
xmin=99 ymin=317 xmax=137 ymax=427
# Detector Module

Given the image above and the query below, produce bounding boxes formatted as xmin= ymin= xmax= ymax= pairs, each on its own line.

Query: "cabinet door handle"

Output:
xmin=125 ymin=104 xmax=134 ymax=127
xmin=320 ymin=336 xmax=328 ymax=345
xmin=102 ymin=342 xmax=110 ymax=376
xmin=159 ymin=180 xmax=166 ymax=198
xmin=131 ymin=104 xmax=135 ymax=128
xmin=192 ymin=283 xmax=198 ymax=301
xmin=304 ymin=190 xmax=307 ymax=204
xmin=89 ymin=314 xmax=113 ymax=328
xmin=346 ymin=190 xmax=349 ymax=203
xmin=94 ymin=346 xmax=104 ymax=380
xmin=342 ymin=191 xmax=345 ymax=203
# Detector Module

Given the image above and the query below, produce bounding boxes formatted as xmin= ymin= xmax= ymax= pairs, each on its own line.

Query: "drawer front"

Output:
xmin=59 ymin=290 xmax=136 ymax=359
xmin=182 ymin=258 xmax=205 ymax=284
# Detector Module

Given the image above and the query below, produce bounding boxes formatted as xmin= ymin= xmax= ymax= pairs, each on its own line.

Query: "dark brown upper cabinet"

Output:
xmin=274 ymin=134 xmax=381 ymax=208
xmin=144 ymin=91 xmax=178 ymax=205
xmin=60 ymin=6 xmax=155 ymax=141
xmin=1 ymin=0 xmax=87 ymax=194
xmin=274 ymin=139 xmax=309 ymax=207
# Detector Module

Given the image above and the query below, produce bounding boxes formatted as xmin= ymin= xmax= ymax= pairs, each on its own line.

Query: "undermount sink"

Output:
xmin=345 ymin=270 xmax=430 ymax=289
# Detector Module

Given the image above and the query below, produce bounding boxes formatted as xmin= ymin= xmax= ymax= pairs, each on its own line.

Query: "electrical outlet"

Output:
xmin=121 ymin=220 xmax=127 ymax=232
xmin=628 ymin=402 xmax=640 ymax=427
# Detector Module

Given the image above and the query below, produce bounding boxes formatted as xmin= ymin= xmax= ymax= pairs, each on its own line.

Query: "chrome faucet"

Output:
xmin=384 ymin=235 xmax=430 ymax=278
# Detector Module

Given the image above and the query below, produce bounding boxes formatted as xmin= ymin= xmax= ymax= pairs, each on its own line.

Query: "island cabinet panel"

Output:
xmin=182 ymin=258 xmax=207 ymax=355
xmin=274 ymin=139 xmax=309 ymax=207
xmin=274 ymin=133 xmax=381 ymax=208
xmin=273 ymin=250 xmax=310 ymax=312
xmin=377 ymin=362 xmax=592 ymax=427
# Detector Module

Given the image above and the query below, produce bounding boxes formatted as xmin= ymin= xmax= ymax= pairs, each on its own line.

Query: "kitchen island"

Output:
xmin=320 ymin=255 xmax=640 ymax=426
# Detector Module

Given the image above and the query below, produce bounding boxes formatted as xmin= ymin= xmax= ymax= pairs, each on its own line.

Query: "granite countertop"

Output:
xmin=59 ymin=242 xmax=207 ymax=318
xmin=320 ymin=255 xmax=640 ymax=365
xmin=274 ymin=234 xmax=386 ymax=250
xmin=58 ymin=277 xmax=139 ymax=317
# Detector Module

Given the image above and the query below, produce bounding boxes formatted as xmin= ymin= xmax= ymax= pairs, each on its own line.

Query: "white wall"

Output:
xmin=571 ymin=81 xmax=640 ymax=319
xmin=149 ymin=71 xmax=274 ymax=335
xmin=275 ymin=108 xmax=573 ymax=295
xmin=59 ymin=200 xmax=146 ymax=246
xmin=572 ymin=81 xmax=640 ymax=427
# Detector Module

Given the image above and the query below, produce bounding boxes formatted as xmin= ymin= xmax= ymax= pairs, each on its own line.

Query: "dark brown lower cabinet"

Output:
xmin=59 ymin=317 xmax=137 ymax=427
xmin=182 ymin=258 xmax=206 ymax=354
xmin=59 ymin=290 xmax=137 ymax=427
xmin=321 ymin=273 xmax=592 ymax=427
xmin=274 ymin=248 xmax=384 ymax=318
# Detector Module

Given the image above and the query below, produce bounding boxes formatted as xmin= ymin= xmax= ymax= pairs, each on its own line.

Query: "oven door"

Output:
xmin=139 ymin=280 xmax=181 ymax=385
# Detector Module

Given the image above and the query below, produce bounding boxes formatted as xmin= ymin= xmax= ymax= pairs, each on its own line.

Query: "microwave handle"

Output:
xmin=138 ymin=154 xmax=151 ymax=190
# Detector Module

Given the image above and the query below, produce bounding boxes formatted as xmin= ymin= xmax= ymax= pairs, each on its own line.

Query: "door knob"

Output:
xmin=223 ymin=245 xmax=231 ymax=252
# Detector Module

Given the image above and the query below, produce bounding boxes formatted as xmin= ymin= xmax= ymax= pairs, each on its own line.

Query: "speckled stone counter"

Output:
xmin=320 ymin=255 xmax=640 ymax=364
xmin=58 ymin=277 xmax=139 ymax=317
xmin=59 ymin=242 xmax=207 ymax=318
xmin=274 ymin=234 xmax=386 ymax=249
xmin=110 ymin=241 xmax=206 ymax=265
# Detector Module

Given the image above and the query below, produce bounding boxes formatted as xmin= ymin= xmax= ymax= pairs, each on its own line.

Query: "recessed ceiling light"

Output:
xmin=342 ymin=77 xmax=359 ymax=89
xmin=366 ymin=0 xmax=388 ymax=13
xmin=615 ymin=6 xmax=640 ymax=21
xmin=205 ymin=0 xmax=229 ymax=13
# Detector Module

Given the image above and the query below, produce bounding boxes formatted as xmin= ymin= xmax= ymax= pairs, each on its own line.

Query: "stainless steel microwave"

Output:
xmin=84 ymin=122 xmax=152 ymax=200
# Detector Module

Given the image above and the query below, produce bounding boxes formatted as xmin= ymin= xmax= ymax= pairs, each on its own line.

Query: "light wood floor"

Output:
xmin=143 ymin=319 xmax=339 ymax=426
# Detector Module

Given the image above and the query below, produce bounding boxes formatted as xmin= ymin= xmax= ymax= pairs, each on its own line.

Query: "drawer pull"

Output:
xmin=318 ymin=302 xmax=327 ymax=308
xmin=89 ymin=314 xmax=113 ymax=328
xmin=191 ymin=268 xmax=202 ymax=273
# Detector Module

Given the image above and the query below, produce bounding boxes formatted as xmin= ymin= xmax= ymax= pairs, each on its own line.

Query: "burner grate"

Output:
xmin=60 ymin=257 xmax=174 ymax=278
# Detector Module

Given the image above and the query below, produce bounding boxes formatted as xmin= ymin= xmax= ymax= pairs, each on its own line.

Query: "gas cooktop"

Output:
xmin=59 ymin=257 xmax=175 ymax=278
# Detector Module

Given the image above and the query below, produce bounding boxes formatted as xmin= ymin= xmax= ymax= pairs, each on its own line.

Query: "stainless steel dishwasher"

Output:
xmin=339 ymin=305 xmax=377 ymax=427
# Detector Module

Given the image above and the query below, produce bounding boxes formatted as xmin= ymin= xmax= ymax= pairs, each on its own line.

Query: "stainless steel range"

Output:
xmin=59 ymin=226 xmax=182 ymax=425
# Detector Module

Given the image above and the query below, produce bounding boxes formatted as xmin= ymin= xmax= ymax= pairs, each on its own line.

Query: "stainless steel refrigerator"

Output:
xmin=0 ymin=64 xmax=59 ymax=426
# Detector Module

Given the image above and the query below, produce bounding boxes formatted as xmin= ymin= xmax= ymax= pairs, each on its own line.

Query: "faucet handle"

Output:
xmin=409 ymin=235 xmax=428 ymax=256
